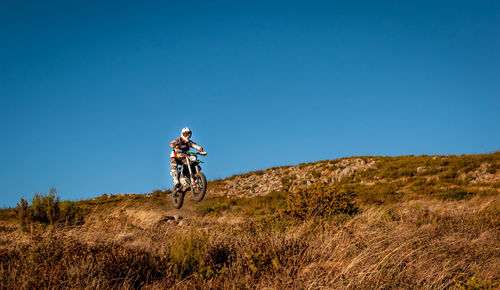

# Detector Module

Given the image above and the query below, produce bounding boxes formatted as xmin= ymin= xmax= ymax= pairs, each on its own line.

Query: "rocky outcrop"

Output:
xmin=469 ymin=163 xmax=500 ymax=183
xmin=331 ymin=158 xmax=377 ymax=182
xmin=209 ymin=158 xmax=377 ymax=198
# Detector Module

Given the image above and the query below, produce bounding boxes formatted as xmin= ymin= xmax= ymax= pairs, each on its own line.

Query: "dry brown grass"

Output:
xmin=1 ymin=153 xmax=499 ymax=289
xmin=298 ymin=196 xmax=499 ymax=288
xmin=1 ymin=195 xmax=498 ymax=289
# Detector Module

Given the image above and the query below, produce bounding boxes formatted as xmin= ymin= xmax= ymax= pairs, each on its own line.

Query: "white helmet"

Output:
xmin=181 ymin=127 xmax=192 ymax=142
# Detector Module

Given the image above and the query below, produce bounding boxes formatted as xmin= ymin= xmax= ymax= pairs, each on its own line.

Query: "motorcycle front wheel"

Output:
xmin=172 ymin=189 xmax=185 ymax=209
xmin=191 ymin=172 xmax=207 ymax=202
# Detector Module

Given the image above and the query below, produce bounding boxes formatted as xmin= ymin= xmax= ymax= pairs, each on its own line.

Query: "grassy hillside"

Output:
xmin=1 ymin=152 xmax=499 ymax=289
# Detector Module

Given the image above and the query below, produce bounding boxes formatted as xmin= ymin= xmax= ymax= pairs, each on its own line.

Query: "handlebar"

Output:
xmin=188 ymin=151 xmax=207 ymax=156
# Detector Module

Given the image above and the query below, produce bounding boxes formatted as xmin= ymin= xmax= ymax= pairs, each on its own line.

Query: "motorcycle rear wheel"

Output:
xmin=191 ymin=172 xmax=207 ymax=202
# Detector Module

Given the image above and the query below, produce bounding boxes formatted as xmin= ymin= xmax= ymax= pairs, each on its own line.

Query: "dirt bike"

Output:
xmin=172 ymin=151 xmax=208 ymax=209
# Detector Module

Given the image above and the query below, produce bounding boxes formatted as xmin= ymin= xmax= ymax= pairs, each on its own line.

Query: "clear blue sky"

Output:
xmin=1 ymin=0 xmax=499 ymax=207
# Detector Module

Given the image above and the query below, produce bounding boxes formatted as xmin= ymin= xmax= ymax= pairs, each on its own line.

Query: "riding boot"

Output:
xmin=171 ymin=170 xmax=180 ymax=188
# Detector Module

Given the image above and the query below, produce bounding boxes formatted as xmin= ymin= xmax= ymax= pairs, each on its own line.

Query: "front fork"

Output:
xmin=185 ymin=156 xmax=195 ymax=184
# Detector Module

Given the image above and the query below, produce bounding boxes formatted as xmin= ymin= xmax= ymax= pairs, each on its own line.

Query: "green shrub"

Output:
xmin=59 ymin=201 xmax=85 ymax=225
xmin=16 ymin=188 xmax=85 ymax=228
xmin=31 ymin=188 xmax=60 ymax=224
xmin=284 ymin=183 xmax=358 ymax=219
xmin=17 ymin=198 xmax=30 ymax=229
xmin=170 ymin=229 xmax=209 ymax=278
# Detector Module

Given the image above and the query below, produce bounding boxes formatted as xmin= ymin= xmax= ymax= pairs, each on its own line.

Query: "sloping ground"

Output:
xmin=208 ymin=153 xmax=500 ymax=200
xmin=0 ymin=152 xmax=499 ymax=289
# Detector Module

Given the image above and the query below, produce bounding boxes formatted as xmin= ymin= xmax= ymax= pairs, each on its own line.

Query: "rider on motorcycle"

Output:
xmin=169 ymin=127 xmax=204 ymax=188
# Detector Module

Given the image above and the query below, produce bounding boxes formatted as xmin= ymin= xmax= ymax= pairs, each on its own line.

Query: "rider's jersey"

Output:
xmin=169 ymin=137 xmax=203 ymax=158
